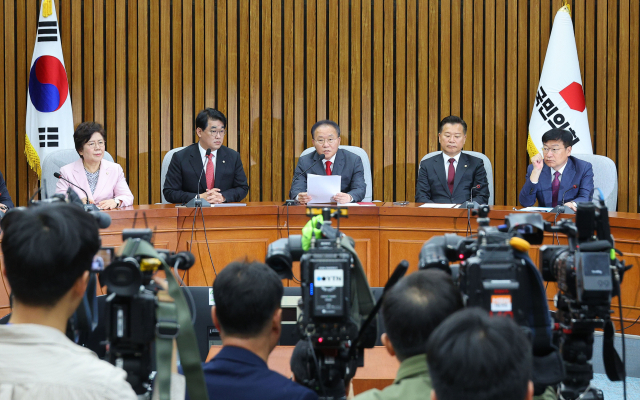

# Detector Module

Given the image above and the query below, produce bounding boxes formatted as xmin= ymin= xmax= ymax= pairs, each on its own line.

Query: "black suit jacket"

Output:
xmin=0 ymin=170 xmax=14 ymax=209
xmin=289 ymin=148 xmax=367 ymax=202
xmin=163 ymin=144 xmax=249 ymax=204
xmin=415 ymin=152 xmax=490 ymax=204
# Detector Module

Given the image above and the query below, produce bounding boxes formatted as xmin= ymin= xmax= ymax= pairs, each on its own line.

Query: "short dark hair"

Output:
xmin=213 ymin=260 xmax=283 ymax=336
xmin=541 ymin=128 xmax=574 ymax=148
xmin=196 ymin=108 xmax=227 ymax=131
xmin=310 ymin=120 xmax=340 ymax=139
xmin=1 ymin=203 xmax=101 ymax=307
xmin=74 ymin=121 xmax=106 ymax=157
xmin=382 ymin=270 xmax=463 ymax=361
xmin=438 ymin=115 xmax=467 ymax=134
xmin=426 ymin=308 xmax=532 ymax=400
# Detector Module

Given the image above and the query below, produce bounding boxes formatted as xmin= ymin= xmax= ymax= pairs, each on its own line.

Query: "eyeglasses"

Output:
xmin=541 ymin=147 xmax=565 ymax=154
xmin=86 ymin=140 xmax=106 ymax=149
xmin=205 ymin=129 xmax=226 ymax=137
xmin=315 ymin=138 xmax=338 ymax=145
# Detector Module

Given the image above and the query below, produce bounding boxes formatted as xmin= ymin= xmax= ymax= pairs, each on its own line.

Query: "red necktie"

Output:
xmin=551 ymin=171 xmax=561 ymax=206
xmin=206 ymin=154 xmax=214 ymax=190
xmin=447 ymin=158 xmax=455 ymax=194
xmin=325 ymin=160 xmax=332 ymax=175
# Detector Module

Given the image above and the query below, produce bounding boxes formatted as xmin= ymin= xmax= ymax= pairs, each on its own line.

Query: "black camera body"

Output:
xmin=266 ymin=208 xmax=375 ymax=400
xmin=101 ymin=230 xmax=194 ymax=395
xmin=299 ymin=245 xmax=358 ymax=347
xmin=418 ymin=206 xmax=546 ymax=328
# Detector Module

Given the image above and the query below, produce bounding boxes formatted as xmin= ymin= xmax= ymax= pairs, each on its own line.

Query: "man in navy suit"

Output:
xmin=519 ymin=128 xmax=594 ymax=211
xmin=163 ymin=108 xmax=249 ymax=204
xmin=194 ymin=260 xmax=317 ymax=400
xmin=0 ymin=170 xmax=14 ymax=213
xmin=289 ymin=120 xmax=366 ymax=204
xmin=415 ymin=116 xmax=490 ymax=204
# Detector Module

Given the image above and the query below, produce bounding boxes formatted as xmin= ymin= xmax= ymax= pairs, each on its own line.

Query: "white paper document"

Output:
xmin=515 ymin=207 xmax=553 ymax=212
xmin=307 ymin=174 xmax=342 ymax=204
xmin=419 ymin=203 xmax=458 ymax=208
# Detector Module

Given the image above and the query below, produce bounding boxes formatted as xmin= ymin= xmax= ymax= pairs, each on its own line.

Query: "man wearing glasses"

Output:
xmin=164 ymin=108 xmax=249 ymax=204
xmin=519 ymin=128 xmax=594 ymax=211
xmin=289 ymin=120 xmax=366 ymax=204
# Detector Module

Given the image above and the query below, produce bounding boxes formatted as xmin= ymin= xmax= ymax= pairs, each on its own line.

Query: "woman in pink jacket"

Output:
xmin=56 ymin=122 xmax=134 ymax=209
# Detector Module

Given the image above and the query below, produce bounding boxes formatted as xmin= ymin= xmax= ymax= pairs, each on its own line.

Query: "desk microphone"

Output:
xmin=462 ymin=184 xmax=482 ymax=209
xmin=550 ymin=185 xmax=578 ymax=215
xmin=285 ymin=155 xmax=324 ymax=206
xmin=54 ymin=172 xmax=99 ymax=212
xmin=186 ymin=148 xmax=212 ymax=208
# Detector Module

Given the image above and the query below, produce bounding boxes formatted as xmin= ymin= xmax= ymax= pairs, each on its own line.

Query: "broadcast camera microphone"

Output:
xmin=64 ymin=187 xmax=112 ymax=228
xmin=285 ymin=155 xmax=324 ymax=206
xmin=54 ymin=172 xmax=99 ymax=212
xmin=186 ymin=148 xmax=212 ymax=208
xmin=550 ymin=185 xmax=578 ymax=215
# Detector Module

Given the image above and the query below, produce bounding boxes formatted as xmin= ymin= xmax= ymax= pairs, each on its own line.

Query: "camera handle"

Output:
xmin=349 ymin=260 xmax=409 ymax=359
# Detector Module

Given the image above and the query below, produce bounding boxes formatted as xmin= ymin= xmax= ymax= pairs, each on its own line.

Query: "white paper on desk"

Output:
xmin=419 ymin=203 xmax=457 ymax=208
xmin=515 ymin=207 xmax=553 ymax=212
xmin=307 ymin=174 xmax=341 ymax=204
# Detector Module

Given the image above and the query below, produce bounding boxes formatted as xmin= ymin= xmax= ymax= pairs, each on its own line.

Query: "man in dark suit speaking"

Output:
xmin=163 ymin=108 xmax=249 ymax=204
xmin=415 ymin=116 xmax=490 ymax=204
xmin=289 ymin=120 xmax=366 ymax=204
xmin=519 ymin=128 xmax=594 ymax=212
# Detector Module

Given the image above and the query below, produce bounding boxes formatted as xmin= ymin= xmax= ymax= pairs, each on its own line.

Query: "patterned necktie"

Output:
xmin=551 ymin=171 xmax=561 ymax=207
xmin=206 ymin=153 xmax=214 ymax=190
xmin=447 ymin=158 xmax=455 ymax=194
xmin=325 ymin=160 xmax=332 ymax=176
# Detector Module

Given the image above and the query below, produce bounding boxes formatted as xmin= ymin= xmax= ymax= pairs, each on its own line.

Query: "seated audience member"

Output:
xmin=354 ymin=270 xmax=464 ymax=400
xmin=163 ymin=108 xmax=249 ymax=204
xmin=56 ymin=121 xmax=134 ymax=209
xmin=416 ymin=116 xmax=490 ymax=204
xmin=289 ymin=120 xmax=366 ymax=204
xmin=196 ymin=260 xmax=317 ymax=400
xmin=0 ymin=204 xmax=139 ymax=399
xmin=0 ymin=169 xmax=14 ymax=213
xmin=426 ymin=308 xmax=534 ymax=400
xmin=519 ymin=128 xmax=594 ymax=211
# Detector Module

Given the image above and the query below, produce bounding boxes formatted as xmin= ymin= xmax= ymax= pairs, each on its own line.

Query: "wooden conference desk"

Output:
xmin=1 ymin=203 xmax=639 ymax=334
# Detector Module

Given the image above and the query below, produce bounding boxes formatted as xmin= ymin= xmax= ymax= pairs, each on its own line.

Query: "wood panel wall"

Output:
xmin=2 ymin=0 xmax=638 ymax=210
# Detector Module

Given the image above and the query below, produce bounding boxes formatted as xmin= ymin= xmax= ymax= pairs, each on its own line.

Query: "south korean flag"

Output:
xmin=25 ymin=0 xmax=75 ymax=177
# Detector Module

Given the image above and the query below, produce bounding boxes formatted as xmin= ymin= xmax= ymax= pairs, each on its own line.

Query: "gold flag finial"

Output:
xmin=559 ymin=1 xmax=571 ymax=16
xmin=42 ymin=0 xmax=53 ymax=18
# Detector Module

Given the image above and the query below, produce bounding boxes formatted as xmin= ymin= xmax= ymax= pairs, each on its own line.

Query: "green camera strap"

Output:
xmin=127 ymin=239 xmax=209 ymax=400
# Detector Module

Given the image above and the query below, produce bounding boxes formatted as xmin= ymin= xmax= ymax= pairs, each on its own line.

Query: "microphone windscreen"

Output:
xmin=91 ymin=211 xmax=112 ymax=229
xmin=53 ymin=172 xmax=61 ymax=178
xmin=205 ymin=148 xmax=212 ymax=156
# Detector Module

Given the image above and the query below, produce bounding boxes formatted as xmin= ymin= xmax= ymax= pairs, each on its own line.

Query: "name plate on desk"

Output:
xmin=418 ymin=203 xmax=457 ymax=208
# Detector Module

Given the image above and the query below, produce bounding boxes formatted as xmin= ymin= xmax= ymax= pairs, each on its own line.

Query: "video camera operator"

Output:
xmin=353 ymin=270 xmax=463 ymax=400
xmin=0 ymin=203 xmax=185 ymax=400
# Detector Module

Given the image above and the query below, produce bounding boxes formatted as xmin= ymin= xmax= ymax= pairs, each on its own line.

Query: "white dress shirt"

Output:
xmin=443 ymin=152 xmax=462 ymax=181
xmin=198 ymin=144 xmax=217 ymax=179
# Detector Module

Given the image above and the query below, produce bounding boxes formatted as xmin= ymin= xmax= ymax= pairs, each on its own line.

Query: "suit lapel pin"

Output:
xmin=464 ymin=165 xmax=467 ymax=167
xmin=223 ymin=160 xmax=225 ymax=163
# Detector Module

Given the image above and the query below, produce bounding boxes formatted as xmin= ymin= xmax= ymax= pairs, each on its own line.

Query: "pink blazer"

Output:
xmin=55 ymin=158 xmax=134 ymax=206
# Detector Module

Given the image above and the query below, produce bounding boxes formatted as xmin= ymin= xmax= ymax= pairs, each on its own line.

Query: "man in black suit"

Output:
xmin=163 ymin=108 xmax=249 ymax=204
xmin=289 ymin=120 xmax=366 ymax=204
xmin=415 ymin=116 xmax=490 ymax=204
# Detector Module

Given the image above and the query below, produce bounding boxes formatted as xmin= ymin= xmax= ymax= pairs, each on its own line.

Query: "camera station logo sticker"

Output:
xmin=314 ymin=269 xmax=344 ymax=289
xmin=29 ymin=55 xmax=69 ymax=113
xmin=490 ymin=295 xmax=512 ymax=312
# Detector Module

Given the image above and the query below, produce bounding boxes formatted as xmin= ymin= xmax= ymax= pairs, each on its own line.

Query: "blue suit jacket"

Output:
xmin=0 ymin=170 xmax=14 ymax=209
xmin=519 ymin=156 xmax=594 ymax=207
xmin=189 ymin=346 xmax=318 ymax=400
xmin=289 ymin=148 xmax=366 ymax=202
